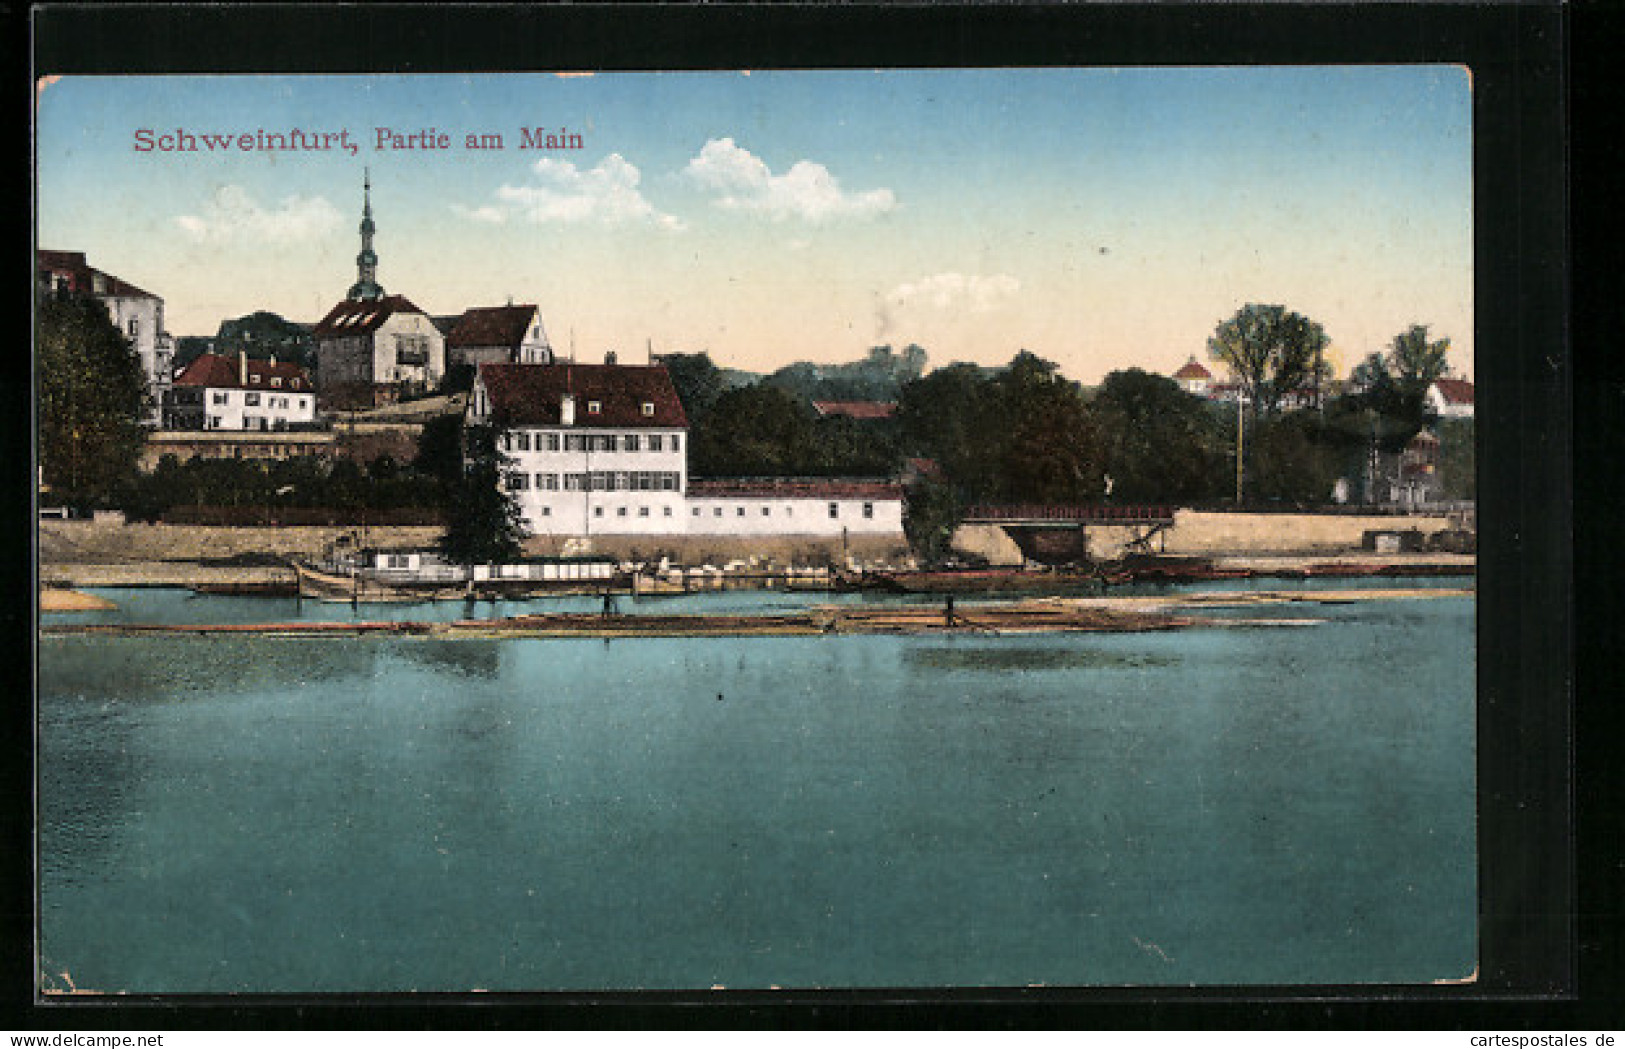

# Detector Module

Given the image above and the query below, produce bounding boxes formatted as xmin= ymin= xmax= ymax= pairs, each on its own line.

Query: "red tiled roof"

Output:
xmin=37 ymin=249 xmax=158 ymax=299
xmin=446 ymin=305 xmax=539 ymax=349
xmin=478 ymin=362 xmax=688 ymax=429
xmin=811 ymin=400 xmax=897 ymax=420
xmin=688 ymin=478 xmax=904 ymax=500
xmin=311 ymin=294 xmax=430 ymax=337
xmin=174 ymin=353 xmax=313 ymax=392
xmin=1431 ymin=378 xmax=1475 ymax=405
xmin=903 ymin=456 xmax=943 ymax=479
xmin=1172 ymin=357 xmax=1212 ymax=381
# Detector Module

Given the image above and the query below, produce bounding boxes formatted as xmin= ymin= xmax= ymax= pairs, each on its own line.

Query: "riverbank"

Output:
xmin=38 ymin=588 xmax=117 ymax=612
xmin=39 ymin=586 xmax=1472 ymax=639
xmin=37 ymin=550 xmax=1474 ymax=591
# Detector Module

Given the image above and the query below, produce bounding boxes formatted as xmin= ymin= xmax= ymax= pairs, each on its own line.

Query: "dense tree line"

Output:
xmin=38 ymin=291 xmax=150 ymax=509
xmin=118 ymin=453 xmax=447 ymax=523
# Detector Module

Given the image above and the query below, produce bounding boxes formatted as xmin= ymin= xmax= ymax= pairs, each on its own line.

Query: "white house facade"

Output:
xmin=686 ymin=479 xmax=906 ymax=537
xmin=469 ymin=360 xmax=907 ymax=540
xmin=1425 ymin=378 xmax=1475 ymax=419
xmin=446 ymin=304 xmax=553 ymax=370
xmin=312 ymin=295 xmax=446 ymax=407
xmin=166 ymin=352 xmax=317 ymax=431
xmin=38 ymin=249 xmax=174 ymax=424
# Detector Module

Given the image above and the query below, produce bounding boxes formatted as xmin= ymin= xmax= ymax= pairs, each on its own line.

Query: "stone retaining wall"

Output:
xmin=38 ymin=520 xmax=913 ymax=572
xmin=39 ymin=520 xmax=443 ymax=564
xmin=952 ymin=510 xmax=1457 ymax=563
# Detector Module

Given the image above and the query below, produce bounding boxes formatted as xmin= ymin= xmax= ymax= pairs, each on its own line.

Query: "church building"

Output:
xmin=311 ymin=172 xmax=445 ymax=409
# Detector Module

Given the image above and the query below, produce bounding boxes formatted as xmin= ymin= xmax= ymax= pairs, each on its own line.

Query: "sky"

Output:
xmin=34 ymin=67 xmax=1472 ymax=384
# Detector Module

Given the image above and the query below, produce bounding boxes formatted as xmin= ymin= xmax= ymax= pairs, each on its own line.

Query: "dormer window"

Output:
xmin=641 ymin=402 xmax=655 ymax=417
xmin=271 ymin=377 xmax=282 ymax=388
xmin=250 ymin=374 xmax=261 ymax=385
xmin=587 ymin=400 xmax=601 ymax=414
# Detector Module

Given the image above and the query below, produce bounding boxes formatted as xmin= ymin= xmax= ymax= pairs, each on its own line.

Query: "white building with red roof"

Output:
xmin=1171 ymin=356 xmax=1213 ymax=396
xmin=165 ymin=351 xmax=316 ymax=431
xmin=468 ymin=359 xmax=905 ymax=539
xmin=445 ymin=304 xmax=552 ymax=370
xmin=470 ymin=360 xmax=692 ymax=536
xmin=38 ymin=249 xmax=174 ymax=424
xmin=1425 ymin=378 xmax=1474 ymax=419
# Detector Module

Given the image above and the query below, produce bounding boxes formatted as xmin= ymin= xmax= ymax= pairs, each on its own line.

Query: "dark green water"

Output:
xmin=38 ymin=583 xmax=1475 ymax=992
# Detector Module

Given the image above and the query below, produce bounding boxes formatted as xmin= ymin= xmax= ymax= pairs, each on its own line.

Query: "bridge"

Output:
xmin=961 ymin=505 xmax=1178 ymax=561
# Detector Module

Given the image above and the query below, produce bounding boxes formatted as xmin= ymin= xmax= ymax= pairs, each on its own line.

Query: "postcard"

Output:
xmin=35 ymin=64 xmax=1484 ymax=996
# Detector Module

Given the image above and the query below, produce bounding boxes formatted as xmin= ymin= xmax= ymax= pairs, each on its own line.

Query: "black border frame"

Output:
xmin=14 ymin=1 xmax=1581 ymax=1030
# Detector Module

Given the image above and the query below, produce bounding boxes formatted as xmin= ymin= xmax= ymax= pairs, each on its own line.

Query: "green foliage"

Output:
xmin=118 ymin=453 xmax=446 ymax=522
xmin=895 ymin=362 xmax=1003 ymax=497
xmin=897 ymin=351 xmax=1103 ymax=505
xmin=1207 ymin=303 xmax=1331 ymax=416
xmin=690 ymin=384 xmax=818 ymax=476
xmin=413 ymin=413 xmax=466 ymax=484
xmin=1245 ymin=411 xmax=1345 ymax=505
xmin=1339 ymin=323 xmax=1455 ymax=456
xmin=761 ymin=343 xmax=928 ymax=402
xmin=1092 ymin=368 xmax=1227 ymax=503
xmin=991 ymin=353 xmax=1102 ymax=503
xmin=659 ymin=352 xmax=728 ymax=425
xmin=437 ymin=421 xmax=526 ymax=565
xmin=903 ymin=479 xmax=962 ymax=565
xmin=37 ymin=292 xmax=150 ymax=509
xmin=1435 ymin=418 xmax=1475 ymax=499
xmin=1386 ymin=324 xmax=1452 ymax=390
xmin=212 ymin=310 xmax=316 ymax=369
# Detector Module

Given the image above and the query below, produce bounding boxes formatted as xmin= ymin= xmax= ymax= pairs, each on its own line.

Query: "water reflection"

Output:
xmin=905 ymin=645 xmax=1178 ymax=672
xmin=36 ymin=595 xmax=1477 ymax=991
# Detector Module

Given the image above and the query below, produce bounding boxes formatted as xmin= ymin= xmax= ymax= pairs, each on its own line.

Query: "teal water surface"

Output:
xmin=38 ymin=583 xmax=1475 ymax=992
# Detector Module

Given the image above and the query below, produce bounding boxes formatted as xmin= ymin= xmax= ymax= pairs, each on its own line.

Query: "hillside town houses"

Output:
xmin=39 ymin=171 xmax=1473 ymax=536
xmin=38 ymin=249 xmax=174 ymax=425
xmin=166 ymin=352 xmax=317 ymax=431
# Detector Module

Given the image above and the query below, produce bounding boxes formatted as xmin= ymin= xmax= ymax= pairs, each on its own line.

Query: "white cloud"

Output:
xmin=683 ymin=137 xmax=896 ymax=222
xmin=875 ymin=272 xmax=1021 ymax=340
xmin=450 ymin=203 xmax=507 ymax=225
xmin=462 ymin=154 xmax=684 ymax=231
xmin=885 ymin=273 xmax=1021 ymax=312
xmin=175 ymin=185 xmax=343 ymax=244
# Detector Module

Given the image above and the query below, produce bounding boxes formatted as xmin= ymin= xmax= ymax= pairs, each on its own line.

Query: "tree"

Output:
xmin=990 ymin=353 xmax=1102 ymax=503
xmin=1091 ymin=368 xmax=1226 ymax=504
xmin=1341 ymin=323 xmax=1454 ymax=456
xmin=896 ymin=362 xmax=1002 ymax=499
xmin=689 ymin=384 xmax=818 ymax=477
xmin=903 ymin=479 xmax=961 ymax=565
xmin=1247 ymin=411 xmax=1343 ymax=505
xmin=437 ymin=420 xmax=526 ymax=565
xmin=1435 ymin=417 xmax=1475 ymax=500
xmin=1207 ymin=303 xmax=1331 ymax=416
xmin=414 ymin=413 xmax=466 ymax=484
xmin=37 ymin=291 xmax=150 ymax=507
xmin=1386 ymin=324 xmax=1452 ymax=391
xmin=658 ymin=352 xmax=727 ymax=425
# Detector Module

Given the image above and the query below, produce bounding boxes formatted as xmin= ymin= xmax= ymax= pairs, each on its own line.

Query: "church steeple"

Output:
xmin=347 ymin=168 xmax=384 ymax=301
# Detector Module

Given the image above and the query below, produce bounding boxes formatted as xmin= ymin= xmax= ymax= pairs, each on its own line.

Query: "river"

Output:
xmin=37 ymin=579 xmax=1476 ymax=992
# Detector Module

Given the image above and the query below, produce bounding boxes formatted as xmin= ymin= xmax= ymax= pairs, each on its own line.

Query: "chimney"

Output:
xmin=239 ymin=350 xmax=248 ymax=386
xmin=560 ymin=392 xmax=575 ymax=426
xmin=269 ymin=353 xmax=277 ymax=367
